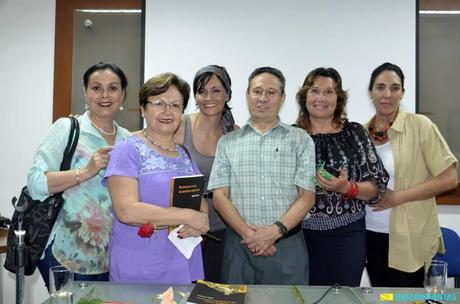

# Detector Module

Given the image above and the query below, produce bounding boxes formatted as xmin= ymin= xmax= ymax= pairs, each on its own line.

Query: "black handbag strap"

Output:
xmin=53 ymin=117 xmax=79 ymax=198
xmin=60 ymin=117 xmax=80 ymax=171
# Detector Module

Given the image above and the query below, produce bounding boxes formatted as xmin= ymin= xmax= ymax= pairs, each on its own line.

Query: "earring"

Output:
xmin=84 ymin=103 xmax=89 ymax=110
xmin=119 ymin=105 xmax=124 ymax=111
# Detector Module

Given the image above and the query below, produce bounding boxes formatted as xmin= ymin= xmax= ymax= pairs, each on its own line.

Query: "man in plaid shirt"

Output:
xmin=208 ymin=67 xmax=316 ymax=285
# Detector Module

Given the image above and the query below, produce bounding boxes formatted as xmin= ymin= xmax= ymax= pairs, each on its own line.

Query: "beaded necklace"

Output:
xmin=142 ymin=128 xmax=178 ymax=152
xmin=368 ymin=116 xmax=392 ymax=142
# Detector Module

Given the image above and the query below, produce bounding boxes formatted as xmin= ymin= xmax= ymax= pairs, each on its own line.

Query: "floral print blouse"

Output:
xmin=27 ymin=112 xmax=131 ymax=274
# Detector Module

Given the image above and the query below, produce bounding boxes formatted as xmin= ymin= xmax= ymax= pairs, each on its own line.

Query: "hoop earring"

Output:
xmin=84 ymin=103 xmax=89 ymax=110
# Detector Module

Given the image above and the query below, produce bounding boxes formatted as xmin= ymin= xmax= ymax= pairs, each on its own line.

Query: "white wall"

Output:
xmin=0 ymin=0 xmax=55 ymax=303
xmin=145 ymin=0 xmax=416 ymax=125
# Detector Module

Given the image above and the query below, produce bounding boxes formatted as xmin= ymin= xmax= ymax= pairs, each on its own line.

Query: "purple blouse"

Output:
xmin=104 ymin=135 xmax=204 ymax=284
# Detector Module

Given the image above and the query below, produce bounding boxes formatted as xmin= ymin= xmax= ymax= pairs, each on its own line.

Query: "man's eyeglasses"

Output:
xmin=250 ymin=88 xmax=281 ymax=99
xmin=147 ymin=100 xmax=183 ymax=112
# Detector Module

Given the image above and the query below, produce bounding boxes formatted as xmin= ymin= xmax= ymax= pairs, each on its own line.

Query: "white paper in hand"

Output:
xmin=168 ymin=225 xmax=202 ymax=259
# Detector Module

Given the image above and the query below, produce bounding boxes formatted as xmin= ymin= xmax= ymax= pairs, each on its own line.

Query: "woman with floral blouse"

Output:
xmin=28 ymin=61 xmax=131 ymax=288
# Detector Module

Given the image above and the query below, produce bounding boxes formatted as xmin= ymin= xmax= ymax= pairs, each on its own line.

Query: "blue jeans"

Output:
xmin=38 ymin=241 xmax=109 ymax=289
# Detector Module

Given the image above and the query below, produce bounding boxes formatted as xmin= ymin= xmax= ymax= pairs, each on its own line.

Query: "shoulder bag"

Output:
xmin=3 ymin=117 xmax=79 ymax=275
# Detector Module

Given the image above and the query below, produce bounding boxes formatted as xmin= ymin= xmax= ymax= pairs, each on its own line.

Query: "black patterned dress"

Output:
xmin=301 ymin=120 xmax=388 ymax=286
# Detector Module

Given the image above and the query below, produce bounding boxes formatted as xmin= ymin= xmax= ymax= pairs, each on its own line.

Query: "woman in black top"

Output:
xmin=295 ymin=67 xmax=388 ymax=286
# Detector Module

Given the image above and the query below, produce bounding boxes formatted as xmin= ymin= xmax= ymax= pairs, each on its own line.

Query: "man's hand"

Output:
xmin=241 ymin=224 xmax=281 ymax=256
xmin=257 ymin=244 xmax=277 ymax=256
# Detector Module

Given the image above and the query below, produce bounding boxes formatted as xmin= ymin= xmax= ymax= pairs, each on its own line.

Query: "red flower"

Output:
xmin=137 ymin=223 xmax=155 ymax=238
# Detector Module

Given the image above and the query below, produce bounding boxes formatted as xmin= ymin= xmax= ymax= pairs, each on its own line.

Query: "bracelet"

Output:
xmin=347 ymin=181 xmax=359 ymax=198
xmin=340 ymin=181 xmax=359 ymax=202
xmin=75 ymin=167 xmax=81 ymax=185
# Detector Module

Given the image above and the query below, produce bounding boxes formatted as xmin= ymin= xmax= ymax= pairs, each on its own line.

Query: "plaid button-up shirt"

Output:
xmin=208 ymin=119 xmax=315 ymax=225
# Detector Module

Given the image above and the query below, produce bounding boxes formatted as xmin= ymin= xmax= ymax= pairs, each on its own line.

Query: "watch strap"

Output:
xmin=274 ymin=220 xmax=288 ymax=238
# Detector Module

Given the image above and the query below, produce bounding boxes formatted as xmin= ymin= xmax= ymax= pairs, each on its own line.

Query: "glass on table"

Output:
xmin=49 ymin=266 xmax=74 ymax=304
xmin=424 ymin=260 xmax=447 ymax=294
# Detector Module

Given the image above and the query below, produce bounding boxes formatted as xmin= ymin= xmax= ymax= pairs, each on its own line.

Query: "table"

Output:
xmin=0 ymin=229 xmax=7 ymax=254
xmin=40 ymin=282 xmax=460 ymax=303
xmin=0 ymin=229 xmax=7 ymax=304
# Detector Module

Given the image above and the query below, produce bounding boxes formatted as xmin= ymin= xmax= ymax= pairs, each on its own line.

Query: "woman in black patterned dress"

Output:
xmin=295 ymin=67 xmax=388 ymax=287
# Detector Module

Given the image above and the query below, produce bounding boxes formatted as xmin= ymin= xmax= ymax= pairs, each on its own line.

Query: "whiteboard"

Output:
xmin=144 ymin=0 xmax=416 ymax=125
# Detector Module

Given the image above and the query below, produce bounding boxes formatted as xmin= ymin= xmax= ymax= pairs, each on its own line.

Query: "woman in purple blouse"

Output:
xmin=104 ymin=73 xmax=209 ymax=284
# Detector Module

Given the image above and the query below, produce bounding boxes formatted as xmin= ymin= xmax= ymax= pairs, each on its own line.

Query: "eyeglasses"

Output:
xmin=307 ymin=88 xmax=336 ymax=98
xmin=146 ymin=100 xmax=183 ymax=112
xmin=250 ymin=88 xmax=281 ymax=99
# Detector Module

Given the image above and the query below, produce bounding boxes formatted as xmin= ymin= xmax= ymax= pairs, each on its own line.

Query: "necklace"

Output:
xmin=89 ymin=118 xmax=116 ymax=136
xmin=142 ymin=128 xmax=178 ymax=152
xmin=368 ymin=116 xmax=392 ymax=142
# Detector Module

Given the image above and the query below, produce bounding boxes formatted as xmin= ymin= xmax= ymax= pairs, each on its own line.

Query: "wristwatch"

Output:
xmin=274 ymin=221 xmax=288 ymax=239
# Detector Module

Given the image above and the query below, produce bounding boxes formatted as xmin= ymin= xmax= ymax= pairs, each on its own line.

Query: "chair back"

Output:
xmin=433 ymin=227 xmax=460 ymax=277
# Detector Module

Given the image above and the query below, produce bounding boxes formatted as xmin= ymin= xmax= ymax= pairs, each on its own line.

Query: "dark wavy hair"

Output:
xmin=295 ymin=67 xmax=348 ymax=132
xmin=139 ymin=73 xmax=190 ymax=113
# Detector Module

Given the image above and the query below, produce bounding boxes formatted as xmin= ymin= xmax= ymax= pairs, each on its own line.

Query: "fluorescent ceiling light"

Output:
xmin=419 ymin=10 xmax=460 ymax=15
xmin=76 ymin=9 xmax=141 ymax=13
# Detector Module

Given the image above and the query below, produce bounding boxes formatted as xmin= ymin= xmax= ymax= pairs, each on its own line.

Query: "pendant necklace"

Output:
xmin=142 ymin=128 xmax=178 ymax=152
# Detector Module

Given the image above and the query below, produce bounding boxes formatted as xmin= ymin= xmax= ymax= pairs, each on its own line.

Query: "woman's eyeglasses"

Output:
xmin=147 ymin=100 xmax=183 ymax=112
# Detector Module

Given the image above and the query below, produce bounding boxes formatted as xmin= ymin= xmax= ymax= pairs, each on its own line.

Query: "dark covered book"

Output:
xmin=170 ymin=174 xmax=205 ymax=211
xmin=187 ymin=280 xmax=248 ymax=304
